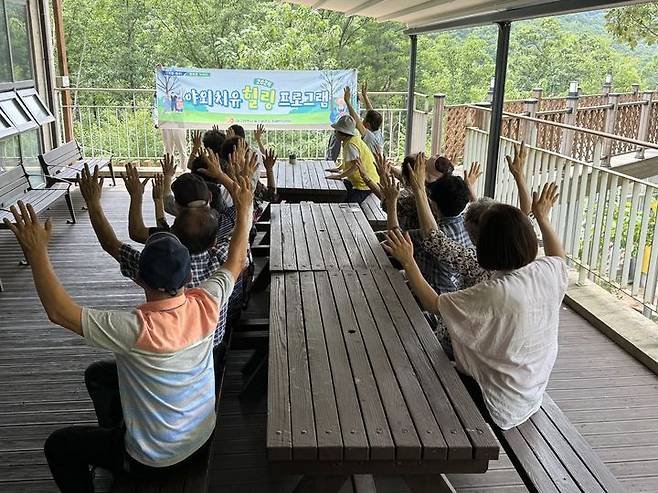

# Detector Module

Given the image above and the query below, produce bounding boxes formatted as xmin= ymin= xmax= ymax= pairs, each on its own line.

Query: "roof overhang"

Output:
xmin=283 ymin=0 xmax=651 ymax=35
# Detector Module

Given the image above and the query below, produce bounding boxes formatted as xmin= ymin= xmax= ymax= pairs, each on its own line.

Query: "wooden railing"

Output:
xmin=465 ymin=126 xmax=658 ymax=318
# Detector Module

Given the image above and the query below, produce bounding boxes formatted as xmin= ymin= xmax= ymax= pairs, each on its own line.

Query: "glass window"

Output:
xmin=0 ymin=91 xmax=36 ymax=131
xmin=18 ymin=88 xmax=54 ymax=124
xmin=0 ymin=108 xmax=16 ymax=138
xmin=6 ymin=0 xmax=33 ymax=82
xmin=0 ymin=3 xmax=11 ymax=83
xmin=0 ymin=132 xmax=19 ymax=173
xmin=20 ymin=128 xmax=42 ymax=187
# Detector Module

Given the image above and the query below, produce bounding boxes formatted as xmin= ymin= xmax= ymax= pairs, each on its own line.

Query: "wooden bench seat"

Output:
xmin=498 ymin=394 xmax=623 ymax=492
xmin=39 ymin=140 xmax=115 ymax=186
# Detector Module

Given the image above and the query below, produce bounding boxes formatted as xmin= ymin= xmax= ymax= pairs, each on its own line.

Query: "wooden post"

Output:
xmin=51 ymin=0 xmax=74 ymax=143
xmin=560 ymin=82 xmax=579 ymax=156
xmin=532 ymin=87 xmax=543 ymax=111
xmin=601 ymin=93 xmax=620 ymax=166
xmin=635 ymin=91 xmax=654 ymax=159
xmin=631 ymin=83 xmax=640 ymax=97
xmin=430 ymin=93 xmax=446 ymax=155
xmin=602 ymin=74 xmax=613 ymax=96
xmin=475 ymin=102 xmax=491 ymax=132
xmin=522 ymin=98 xmax=538 ymax=146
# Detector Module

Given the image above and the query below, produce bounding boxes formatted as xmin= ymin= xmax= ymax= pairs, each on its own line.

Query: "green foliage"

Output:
xmin=606 ymin=5 xmax=658 ymax=48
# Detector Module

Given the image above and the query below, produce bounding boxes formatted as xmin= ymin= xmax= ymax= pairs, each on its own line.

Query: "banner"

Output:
xmin=155 ymin=67 xmax=357 ymax=130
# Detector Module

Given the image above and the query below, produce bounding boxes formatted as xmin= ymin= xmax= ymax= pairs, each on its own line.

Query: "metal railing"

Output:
xmin=464 ymin=122 xmax=658 ymax=318
xmin=55 ymin=87 xmax=431 ymax=163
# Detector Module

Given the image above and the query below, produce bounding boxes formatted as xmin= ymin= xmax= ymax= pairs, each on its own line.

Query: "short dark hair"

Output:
xmin=476 ymin=204 xmax=538 ymax=271
xmin=220 ymin=136 xmax=242 ymax=162
xmin=428 ymin=175 xmax=470 ymax=217
xmin=203 ymin=129 xmax=225 ymax=154
xmin=188 ymin=154 xmax=209 ymax=173
xmin=400 ymin=154 xmax=416 ymax=184
xmin=228 ymin=124 xmax=245 ymax=138
xmin=434 ymin=156 xmax=454 ymax=176
xmin=171 ymin=207 xmax=219 ymax=254
xmin=363 ymin=110 xmax=383 ymax=131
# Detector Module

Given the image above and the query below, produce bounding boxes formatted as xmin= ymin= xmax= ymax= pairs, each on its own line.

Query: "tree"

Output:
xmin=606 ymin=5 xmax=658 ymax=48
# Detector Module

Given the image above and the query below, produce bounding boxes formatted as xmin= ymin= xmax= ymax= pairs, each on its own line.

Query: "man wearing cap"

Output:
xmin=326 ymin=114 xmax=380 ymax=203
xmin=2 ymin=164 xmax=253 ymax=491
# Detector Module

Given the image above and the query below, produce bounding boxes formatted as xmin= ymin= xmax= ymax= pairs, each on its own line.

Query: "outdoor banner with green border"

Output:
xmin=155 ymin=67 xmax=357 ymax=130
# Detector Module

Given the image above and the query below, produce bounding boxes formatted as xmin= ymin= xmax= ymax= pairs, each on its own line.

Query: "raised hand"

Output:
xmin=228 ymin=175 xmax=254 ymax=216
xmin=212 ymin=124 xmax=220 ymax=132
xmin=343 ymin=85 xmax=351 ymax=104
xmin=263 ymin=148 xmax=277 ymax=172
xmin=374 ymin=151 xmax=391 ymax=179
xmin=191 ymin=130 xmax=203 ymax=151
xmin=380 ymin=171 xmax=400 ymax=204
xmin=197 ymin=148 xmax=229 ymax=183
xmin=505 ymin=141 xmax=527 ymax=178
xmin=254 ymin=124 xmax=265 ymax=143
xmin=464 ymin=161 xmax=482 ymax=190
xmin=78 ymin=163 xmax=104 ymax=206
xmin=152 ymin=173 xmax=165 ymax=201
xmin=160 ymin=153 xmax=177 ymax=179
xmin=532 ymin=182 xmax=559 ymax=221
xmin=353 ymin=157 xmax=367 ymax=178
xmin=3 ymin=201 xmax=52 ymax=256
xmin=383 ymin=229 xmax=414 ymax=269
xmin=122 ymin=163 xmax=149 ymax=197
xmin=409 ymin=152 xmax=427 ymax=192
xmin=361 ymin=81 xmax=368 ymax=99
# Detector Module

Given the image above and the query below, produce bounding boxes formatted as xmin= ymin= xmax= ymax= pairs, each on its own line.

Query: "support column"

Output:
xmin=602 ymin=93 xmax=620 ymax=166
xmin=404 ymin=34 xmax=418 ymax=157
xmin=430 ymin=93 xmax=446 ymax=155
xmin=560 ymin=81 xmax=579 ymax=156
xmin=636 ymin=91 xmax=654 ymax=159
xmin=52 ymin=0 xmax=74 ymax=143
xmin=522 ymin=98 xmax=538 ymax=146
xmin=602 ymin=74 xmax=613 ymax=96
xmin=484 ymin=21 xmax=511 ymax=199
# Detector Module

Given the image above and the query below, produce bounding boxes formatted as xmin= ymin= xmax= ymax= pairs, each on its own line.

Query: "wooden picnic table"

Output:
xmin=359 ymin=192 xmax=387 ymax=231
xmin=269 ymin=203 xmax=391 ymax=272
xmin=274 ymin=159 xmax=347 ymax=202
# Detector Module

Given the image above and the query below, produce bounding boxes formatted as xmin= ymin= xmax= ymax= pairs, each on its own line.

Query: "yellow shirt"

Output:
xmin=340 ymin=135 xmax=380 ymax=191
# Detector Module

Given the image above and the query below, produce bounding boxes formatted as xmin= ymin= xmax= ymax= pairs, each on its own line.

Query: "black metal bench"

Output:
xmin=0 ymin=166 xmax=75 ymax=291
xmin=39 ymin=140 xmax=115 ymax=186
xmin=498 ymin=394 xmax=623 ymax=492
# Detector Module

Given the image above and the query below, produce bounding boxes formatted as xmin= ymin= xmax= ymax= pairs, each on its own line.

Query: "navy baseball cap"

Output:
xmin=171 ymin=173 xmax=210 ymax=208
xmin=138 ymin=232 xmax=191 ymax=292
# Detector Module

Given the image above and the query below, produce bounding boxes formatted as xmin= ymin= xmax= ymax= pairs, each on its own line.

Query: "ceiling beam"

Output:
xmin=345 ymin=0 xmax=388 ymax=17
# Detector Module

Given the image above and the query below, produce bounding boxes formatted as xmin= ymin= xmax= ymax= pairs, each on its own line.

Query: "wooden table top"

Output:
xmin=359 ymin=192 xmax=387 ymax=231
xmin=274 ymin=160 xmax=347 ymax=202
xmin=267 ymin=267 xmax=499 ymax=473
xmin=269 ymin=203 xmax=391 ymax=272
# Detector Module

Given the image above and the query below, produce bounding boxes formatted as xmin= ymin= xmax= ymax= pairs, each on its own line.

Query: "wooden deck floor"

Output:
xmin=1 ymin=185 xmax=657 ymax=492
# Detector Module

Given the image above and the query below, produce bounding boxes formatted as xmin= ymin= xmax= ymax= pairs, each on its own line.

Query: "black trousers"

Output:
xmin=44 ymin=360 xmax=213 ymax=492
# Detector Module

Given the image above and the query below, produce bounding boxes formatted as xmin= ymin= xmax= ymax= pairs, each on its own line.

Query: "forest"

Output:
xmin=61 ymin=1 xmax=658 ymax=103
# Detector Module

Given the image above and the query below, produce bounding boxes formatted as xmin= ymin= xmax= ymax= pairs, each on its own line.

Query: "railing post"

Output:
xmin=602 ymin=74 xmax=613 ymax=96
xmin=601 ymin=93 xmax=620 ymax=166
xmin=635 ymin=91 xmax=654 ymax=159
xmin=532 ymin=87 xmax=543 ymax=111
xmin=522 ymin=98 xmax=538 ymax=146
xmin=431 ymin=93 xmax=446 ymax=155
xmin=486 ymin=78 xmax=495 ymax=103
xmin=631 ymin=83 xmax=640 ymax=97
xmin=475 ymin=102 xmax=491 ymax=132
xmin=560 ymin=81 xmax=579 ymax=156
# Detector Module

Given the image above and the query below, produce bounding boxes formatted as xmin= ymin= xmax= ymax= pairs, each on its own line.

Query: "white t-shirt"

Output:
xmin=437 ymin=256 xmax=568 ymax=430
xmin=362 ymin=128 xmax=383 ymax=155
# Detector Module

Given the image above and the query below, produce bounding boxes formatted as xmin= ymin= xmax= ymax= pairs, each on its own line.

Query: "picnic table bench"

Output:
xmin=269 ymin=202 xmax=390 ymax=272
xmin=359 ymin=192 xmax=387 ymax=231
xmin=497 ymin=394 xmax=623 ymax=492
xmin=0 ymin=166 xmax=76 ymax=291
xmin=268 ymin=265 xmax=499 ymax=492
xmin=274 ymin=160 xmax=346 ymax=203
xmin=39 ymin=140 xmax=115 ymax=186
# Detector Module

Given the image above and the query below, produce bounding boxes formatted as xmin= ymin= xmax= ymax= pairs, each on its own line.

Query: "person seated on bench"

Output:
xmin=343 ymin=82 xmax=384 ymax=156
xmin=2 ymin=167 xmax=253 ymax=491
xmin=383 ymin=164 xmax=567 ymax=430
xmin=325 ymin=114 xmax=380 ymax=204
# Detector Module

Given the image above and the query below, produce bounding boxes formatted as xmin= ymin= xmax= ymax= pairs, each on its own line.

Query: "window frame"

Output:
xmin=0 ymin=89 xmax=38 ymax=132
xmin=18 ymin=87 xmax=54 ymax=124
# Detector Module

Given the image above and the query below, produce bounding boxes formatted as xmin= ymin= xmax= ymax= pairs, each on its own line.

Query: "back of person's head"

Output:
xmin=428 ymin=175 xmax=470 ymax=217
xmin=188 ymin=153 xmax=210 ymax=174
xmin=203 ymin=129 xmax=226 ymax=154
xmin=400 ymin=154 xmax=416 ymax=184
xmin=171 ymin=173 xmax=210 ymax=208
xmin=363 ymin=110 xmax=383 ymax=131
xmin=228 ymin=124 xmax=245 ymax=138
xmin=171 ymin=207 xmax=219 ymax=254
xmin=220 ymin=136 xmax=243 ymax=162
xmin=476 ymin=204 xmax=538 ymax=271
xmin=464 ymin=197 xmax=495 ymax=243
xmin=434 ymin=156 xmax=454 ymax=176
xmin=138 ymin=232 xmax=191 ymax=295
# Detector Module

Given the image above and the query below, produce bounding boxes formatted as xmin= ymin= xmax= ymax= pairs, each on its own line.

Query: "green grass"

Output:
xmin=158 ymin=110 xmax=331 ymax=125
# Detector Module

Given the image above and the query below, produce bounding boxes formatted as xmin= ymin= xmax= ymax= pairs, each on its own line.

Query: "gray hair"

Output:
xmin=464 ymin=197 xmax=496 ymax=243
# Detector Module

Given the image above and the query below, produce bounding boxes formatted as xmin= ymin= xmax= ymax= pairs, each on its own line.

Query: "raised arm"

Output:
xmin=260 ymin=148 xmax=278 ymax=201
xmin=464 ymin=162 xmax=482 ymax=202
xmin=152 ymin=173 xmax=169 ymax=229
xmin=506 ymin=141 xmax=531 ymax=215
xmin=187 ymin=130 xmax=203 ymax=171
xmin=79 ymin=164 xmax=123 ymax=261
xmin=254 ymin=124 xmax=267 ymax=155
xmin=123 ymin=163 xmax=150 ymax=244
xmin=353 ymin=157 xmax=382 ymax=198
xmin=361 ymin=81 xmax=374 ymax=111
xmin=383 ymin=229 xmax=439 ymax=313
xmin=3 ymin=202 xmax=82 ymax=334
xmin=532 ymin=182 xmax=565 ymax=259
xmin=344 ymin=86 xmax=367 ymax=137
xmin=409 ymin=153 xmax=439 ymax=235
xmin=380 ymin=172 xmax=401 ymax=230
